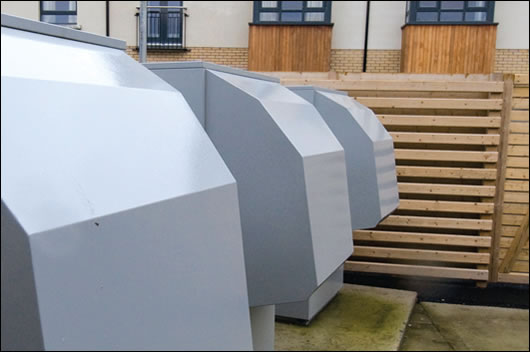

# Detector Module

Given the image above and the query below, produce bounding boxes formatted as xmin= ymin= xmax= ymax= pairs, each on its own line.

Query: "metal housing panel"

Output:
xmin=146 ymin=62 xmax=353 ymax=307
xmin=2 ymin=16 xmax=252 ymax=351
xmin=291 ymin=86 xmax=400 ymax=230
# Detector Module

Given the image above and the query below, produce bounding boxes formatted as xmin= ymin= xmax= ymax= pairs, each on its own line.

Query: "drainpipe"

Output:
xmin=105 ymin=1 xmax=110 ymax=36
xmin=138 ymin=1 xmax=147 ymax=63
xmin=362 ymin=1 xmax=371 ymax=73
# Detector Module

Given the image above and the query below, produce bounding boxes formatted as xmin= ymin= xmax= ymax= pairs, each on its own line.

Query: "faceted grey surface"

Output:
xmin=290 ymin=86 xmax=400 ymax=230
xmin=146 ymin=62 xmax=354 ymax=308
xmin=2 ymin=15 xmax=252 ymax=351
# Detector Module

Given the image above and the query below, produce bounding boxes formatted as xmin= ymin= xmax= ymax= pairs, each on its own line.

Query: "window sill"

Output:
xmin=402 ymin=22 xmax=498 ymax=29
xmin=249 ymin=22 xmax=334 ymax=27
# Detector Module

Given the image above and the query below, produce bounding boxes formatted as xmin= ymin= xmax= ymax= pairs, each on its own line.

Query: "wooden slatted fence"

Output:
xmin=497 ymin=74 xmax=529 ymax=285
xmin=268 ymin=72 xmax=528 ymax=285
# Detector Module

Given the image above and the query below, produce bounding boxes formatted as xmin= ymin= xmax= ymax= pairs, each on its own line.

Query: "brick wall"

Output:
xmin=126 ymin=46 xmax=248 ymax=70
xmin=126 ymin=47 xmax=528 ymax=74
xmin=495 ymin=49 xmax=529 ymax=74
xmin=330 ymin=49 xmax=401 ymax=73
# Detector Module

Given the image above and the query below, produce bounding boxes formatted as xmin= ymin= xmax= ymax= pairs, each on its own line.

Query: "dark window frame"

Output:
xmin=253 ymin=1 xmax=332 ymax=25
xmin=40 ymin=1 xmax=77 ymax=25
xmin=406 ymin=1 xmax=495 ymax=25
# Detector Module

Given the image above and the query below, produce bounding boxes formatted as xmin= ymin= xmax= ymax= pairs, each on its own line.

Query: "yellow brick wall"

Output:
xmin=495 ymin=49 xmax=529 ymax=74
xmin=126 ymin=47 xmax=529 ymax=74
xmin=126 ymin=47 xmax=248 ymax=70
xmin=330 ymin=49 xmax=401 ymax=73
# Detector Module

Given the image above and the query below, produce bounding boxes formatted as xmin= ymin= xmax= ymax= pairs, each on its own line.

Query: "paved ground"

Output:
xmin=275 ymin=284 xmax=417 ymax=351
xmin=401 ymin=302 xmax=530 ymax=351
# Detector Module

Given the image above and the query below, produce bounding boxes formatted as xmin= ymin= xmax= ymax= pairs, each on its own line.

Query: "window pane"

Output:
xmin=440 ymin=11 xmax=463 ymax=21
xmin=281 ymin=11 xmax=303 ymax=21
xmin=305 ymin=12 xmax=325 ymax=21
xmin=42 ymin=1 xmax=76 ymax=11
xmin=418 ymin=1 xmax=437 ymax=8
xmin=167 ymin=1 xmax=182 ymax=6
xmin=441 ymin=1 xmax=464 ymax=9
xmin=416 ymin=12 xmax=438 ymax=21
xmin=147 ymin=1 xmax=161 ymax=5
xmin=281 ymin=1 xmax=303 ymax=10
xmin=468 ymin=1 xmax=487 ymax=7
xmin=465 ymin=11 xmax=487 ymax=21
xmin=40 ymin=14 xmax=77 ymax=24
xmin=261 ymin=1 xmax=278 ymax=8
xmin=307 ymin=1 xmax=324 ymax=8
xmin=259 ymin=12 xmax=279 ymax=21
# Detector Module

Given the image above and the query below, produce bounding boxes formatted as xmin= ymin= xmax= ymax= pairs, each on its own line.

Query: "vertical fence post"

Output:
xmin=489 ymin=73 xmax=514 ymax=282
xmin=138 ymin=1 xmax=147 ymax=63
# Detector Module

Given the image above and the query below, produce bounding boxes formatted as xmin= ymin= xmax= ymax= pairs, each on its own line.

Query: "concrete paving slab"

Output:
xmin=421 ymin=302 xmax=529 ymax=351
xmin=401 ymin=304 xmax=454 ymax=351
xmin=275 ymin=284 xmax=417 ymax=351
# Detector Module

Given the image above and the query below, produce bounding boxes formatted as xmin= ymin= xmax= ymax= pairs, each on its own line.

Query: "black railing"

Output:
xmin=136 ymin=5 xmax=187 ymax=49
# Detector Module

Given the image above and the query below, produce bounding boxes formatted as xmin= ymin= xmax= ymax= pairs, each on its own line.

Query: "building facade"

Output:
xmin=1 ymin=1 xmax=528 ymax=73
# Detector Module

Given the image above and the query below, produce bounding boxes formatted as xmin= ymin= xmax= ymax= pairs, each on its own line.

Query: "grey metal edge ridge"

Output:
xmin=1 ymin=13 xmax=126 ymax=50
xmin=144 ymin=61 xmax=280 ymax=83
xmin=288 ymin=85 xmax=348 ymax=96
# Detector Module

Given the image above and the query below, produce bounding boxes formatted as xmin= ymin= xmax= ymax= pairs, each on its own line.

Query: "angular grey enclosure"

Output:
xmin=1 ymin=15 xmax=252 ymax=351
xmin=276 ymin=86 xmax=400 ymax=323
xmin=289 ymin=86 xmax=400 ymax=230
xmin=146 ymin=62 xmax=353 ymax=308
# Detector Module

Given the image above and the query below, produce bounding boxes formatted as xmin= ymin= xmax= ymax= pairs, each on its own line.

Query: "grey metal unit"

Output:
xmin=276 ymin=86 xmax=400 ymax=323
xmin=146 ymin=62 xmax=353 ymax=350
xmin=1 ymin=15 xmax=253 ymax=351
xmin=290 ymin=86 xmax=399 ymax=229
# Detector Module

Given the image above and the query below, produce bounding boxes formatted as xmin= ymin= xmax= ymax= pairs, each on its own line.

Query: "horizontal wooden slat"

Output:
xmin=502 ymin=214 xmax=528 ymax=226
xmin=507 ymin=146 xmax=529 ymax=157
xmin=354 ymin=230 xmax=491 ymax=247
xmin=515 ymin=74 xmax=529 ymax=85
xmin=283 ymin=79 xmax=504 ymax=92
xmin=390 ymin=132 xmax=499 ymax=145
xmin=355 ymin=97 xmax=502 ymax=110
xmin=398 ymin=183 xmax=495 ymax=197
xmin=503 ymin=203 xmax=529 ymax=215
xmin=353 ymin=246 xmax=490 ymax=264
xmin=395 ymin=149 xmax=498 ymax=163
xmin=398 ymin=199 xmax=494 ymax=214
xmin=396 ymin=166 xmax=497 ymax=180
xmin=380 ymin=215 xmax=493 ymax=230
xmin=378 ymin=115 xmax=501 ymax=128
xmin=500 ymin=237 xmax=529 ymax=248
xmin=513 ymin=87 xmax=529 ymax=98
xmin=506 ymin=168 xmax=529 ymax=180
xmin=504 ymin=191 xmax=530 ymax=203
xmin=507 ymin=157 xmax=530 ymax=168
xmin=345 ymin=261 xmax=489 ymax=280
xmin=509 ymin=122 xmax=529 ymax=134
xmin=497 ymin=272 xmax=529 ymax=284
xmin=511 ymin=110 xmax=529 ymax=121
xmin=508 ymin=134 xmax=529 ymax=145
xmin=504 ymin=181 xmax=529 ymax=192
xmin=513 ymin=98 xmax=529 ymax=110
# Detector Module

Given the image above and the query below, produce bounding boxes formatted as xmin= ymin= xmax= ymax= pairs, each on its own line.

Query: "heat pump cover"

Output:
xmin=1 ymin=15 xmax=252 ymax=351
xmin=290 ymin=86 xmax=399 ymax=230
xmin=146 ymin=62 xmax=353 ymax=307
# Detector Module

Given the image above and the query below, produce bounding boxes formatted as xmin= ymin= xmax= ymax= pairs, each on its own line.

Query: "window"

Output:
xmin=40 ymin=1 xmax=77 ymax=25
xmin=144 ymin=1 xmax=184 ymax=48
xmin=253 ymin=1 xmax=332 ymax=24
xmin=406 ymin=1 xmax=494 ymax=24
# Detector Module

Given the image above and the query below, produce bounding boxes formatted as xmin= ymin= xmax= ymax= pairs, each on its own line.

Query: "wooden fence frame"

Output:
xmin=268 ymin=71 xmax=529 ymax=286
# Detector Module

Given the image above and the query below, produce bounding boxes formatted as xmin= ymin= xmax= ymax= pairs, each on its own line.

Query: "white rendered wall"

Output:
xmin=1 ymin=1 xmax=39 ymax=21
xmin=185 ymin=1 xmax=252 ymax=48
xmin=494 ymin=1 xmax=529 ymax=49
xmin=77 ymin=1 xmax=105 ymax=36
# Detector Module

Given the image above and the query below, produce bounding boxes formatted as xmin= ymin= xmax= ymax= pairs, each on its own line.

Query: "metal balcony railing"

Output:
xmin=136 ymin=5 xmax=187 ymax=50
